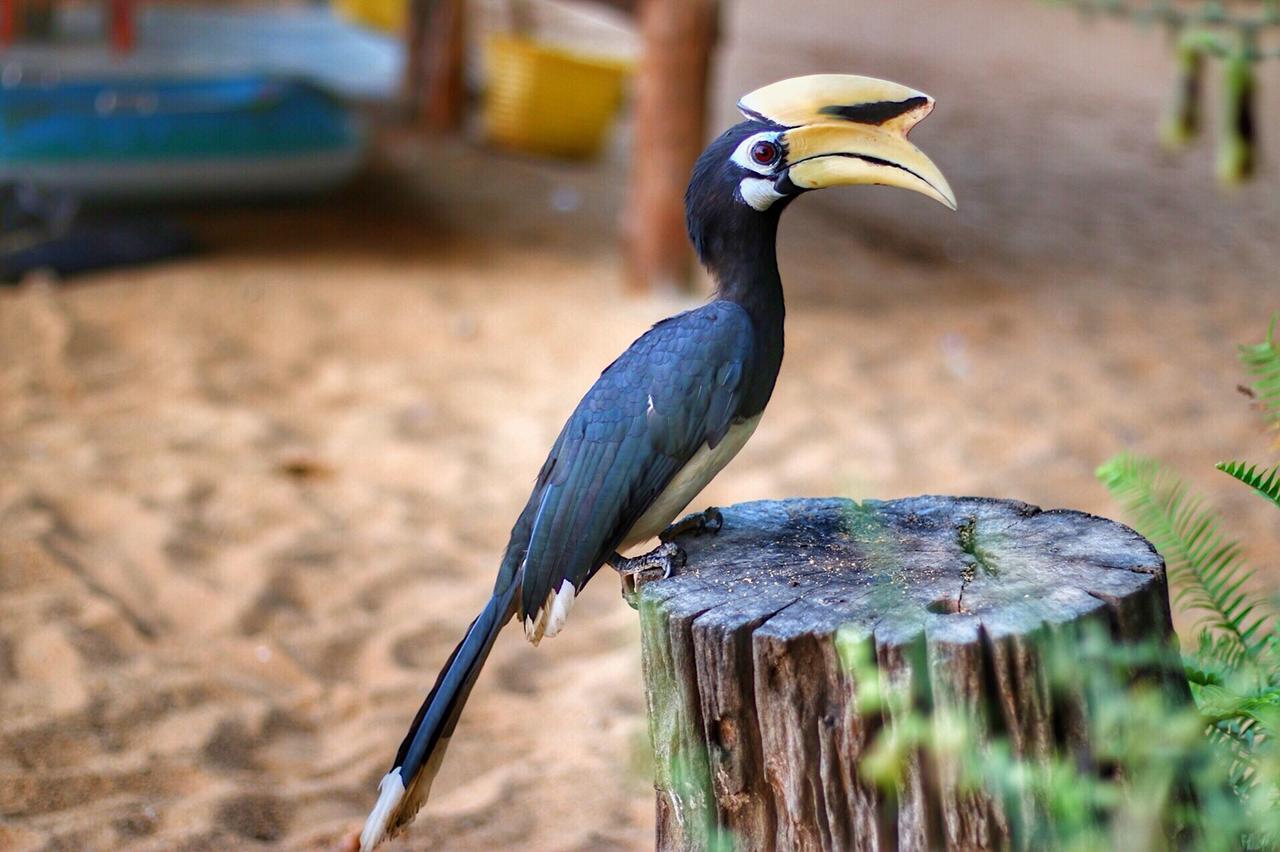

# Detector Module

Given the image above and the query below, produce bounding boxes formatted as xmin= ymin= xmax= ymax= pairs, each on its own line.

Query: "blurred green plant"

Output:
xmin=1047 ymin=0 xmax=1280 ymax=182
xmin=844 ymin=624 xmax=1275 ymax=849
xmin=839 ymin=316 xmax=1280 ymax=848
xmin=1096 ymin=315 xmax=1280 ymax=841
xmin=1108 ymin=316 xmax=1280 ymax=836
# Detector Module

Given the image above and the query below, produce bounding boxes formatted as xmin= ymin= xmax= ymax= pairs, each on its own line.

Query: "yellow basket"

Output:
xmin=483 ymin=35 xmax=631 ymax=160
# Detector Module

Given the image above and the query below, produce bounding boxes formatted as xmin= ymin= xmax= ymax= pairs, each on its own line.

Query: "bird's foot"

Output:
xmin=610 ymin=542 xmax=686 ymax=609
xmin=660 ymin=507 xmax=723 ymax=543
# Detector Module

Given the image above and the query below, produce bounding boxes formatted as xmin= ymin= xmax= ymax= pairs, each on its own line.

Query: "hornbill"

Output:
xmin=359 ymin=74 xmax=955 ymax=849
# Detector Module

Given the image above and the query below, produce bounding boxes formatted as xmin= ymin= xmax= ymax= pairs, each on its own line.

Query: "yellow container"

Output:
xmin=335 ymin=0 xmax=406 ymax=33
xmin=483 ymin=35 xmax=631 ymax=160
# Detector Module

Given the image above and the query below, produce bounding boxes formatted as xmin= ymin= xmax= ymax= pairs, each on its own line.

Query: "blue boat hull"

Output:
xmin=0 ymin=75 xmax=367 ymax=200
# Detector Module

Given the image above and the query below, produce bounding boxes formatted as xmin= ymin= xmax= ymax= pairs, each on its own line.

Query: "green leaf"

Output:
xmin=1185 ymin=661 xmax=1225 ymax=687
xmin=1217 ymin=460 xmax=1280 ymax=510
xmin=1097 ymin=453 xmax=1273 ymax=664
xmin=1240 ymin=314 xmax=1280 ymax=424
xmin=1193 ymin=682 xmax=1280 ymax=730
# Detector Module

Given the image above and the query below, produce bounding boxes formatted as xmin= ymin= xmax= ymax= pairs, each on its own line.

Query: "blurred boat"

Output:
xmin=3 ymin=6 xmax=402 ymax=102
xmin=0 ymin=74 xmax=368 ymax=201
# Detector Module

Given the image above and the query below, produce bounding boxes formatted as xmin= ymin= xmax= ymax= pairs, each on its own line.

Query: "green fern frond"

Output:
xmin=1194 ymin=682 xmax=1280 ymax=730
xmin=1239 ymin=314 xmax=1280 ymax=424
xmin=1217 ymin=460 xmax=1280 ymax=511
xmin=1189 ymin=631 xmax=1247 ymax=686
xmin=1206 ymin=717 xmax=1262 ymax=793
xmin=1097 ymin=453 xmax=1273 ymax=663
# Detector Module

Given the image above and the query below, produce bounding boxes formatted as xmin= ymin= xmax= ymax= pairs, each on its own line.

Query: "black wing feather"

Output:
xmin=500 ymin=302 xmax=754 ymax=621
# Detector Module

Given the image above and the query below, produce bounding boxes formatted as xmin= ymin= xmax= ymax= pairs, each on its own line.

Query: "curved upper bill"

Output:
xmin=739 ymin=74 xmax=956 ymax=210
xmin=739 ymin=74 xmax=935 ymax=133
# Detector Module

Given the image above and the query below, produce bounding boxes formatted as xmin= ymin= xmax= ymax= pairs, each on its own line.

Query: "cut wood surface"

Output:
xmin=637 ymin=496 xmax=1190 ymax=851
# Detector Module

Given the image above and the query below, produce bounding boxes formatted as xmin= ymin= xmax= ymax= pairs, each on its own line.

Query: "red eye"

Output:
xmin=750 ymin=140 xmax=779 ymax=166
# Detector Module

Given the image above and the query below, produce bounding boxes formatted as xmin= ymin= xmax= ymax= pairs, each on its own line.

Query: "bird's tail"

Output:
xmin=359 ymin=582 xmax=517 ymax=850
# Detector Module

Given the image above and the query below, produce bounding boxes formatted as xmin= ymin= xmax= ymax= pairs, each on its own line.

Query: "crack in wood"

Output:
xmin=954 ymin=514 xmax=998 ymax=614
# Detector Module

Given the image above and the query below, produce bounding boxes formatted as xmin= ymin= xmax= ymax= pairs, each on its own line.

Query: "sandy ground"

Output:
xmin=3 ymin=0 xmax=1280 ymax=849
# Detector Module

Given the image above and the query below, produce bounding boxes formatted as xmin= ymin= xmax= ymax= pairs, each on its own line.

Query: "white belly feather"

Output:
xmin=624 ymin=413 xmax=762 ymax=547
xmin=526 ymin=413 xmax=761 ymax=644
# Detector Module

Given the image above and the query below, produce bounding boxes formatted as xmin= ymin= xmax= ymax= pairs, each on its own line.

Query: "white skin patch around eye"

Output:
xmin=738 ymin=177 xmax=785 ymax=211
xmin=730 ymin=131 xmax=784 ymax=175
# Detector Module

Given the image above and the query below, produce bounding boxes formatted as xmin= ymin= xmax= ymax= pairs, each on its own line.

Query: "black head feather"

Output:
xmin=684 ymin=120 xmax=796 ymax=285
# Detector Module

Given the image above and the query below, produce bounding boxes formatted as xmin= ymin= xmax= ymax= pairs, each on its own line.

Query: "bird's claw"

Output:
xmin=700 ymin=507 xmax=724 ymax=536
xmin=660 ymin=507 xmax=724 ymax=543
xmin=612 ymin=542 xmax=686 ymax=609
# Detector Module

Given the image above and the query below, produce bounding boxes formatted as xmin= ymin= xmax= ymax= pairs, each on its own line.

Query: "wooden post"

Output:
xmin=403 ymin=0 xmax=466 ymax=130
xmin=1 ymin=0 xmax=20 ymax=45
xmin=638 ymin=497 xmax=1192 ymax=851
xmin=108 ymin=0 xmax=135 ymax=54
xmin=625 ymin=0 xmax=718 ymax=294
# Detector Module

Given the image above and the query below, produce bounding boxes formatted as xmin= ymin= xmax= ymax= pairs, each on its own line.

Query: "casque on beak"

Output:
xmin=739 ymin=74 xmax=957 ymax=210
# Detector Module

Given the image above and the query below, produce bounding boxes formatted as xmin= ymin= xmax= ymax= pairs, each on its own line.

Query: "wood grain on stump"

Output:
xmin=636 ymin=497 xmax=1189 ymax=852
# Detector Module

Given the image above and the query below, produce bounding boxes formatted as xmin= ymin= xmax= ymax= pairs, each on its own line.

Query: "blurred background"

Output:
xmin=1 ymin=0 xmax=1278 ymax=848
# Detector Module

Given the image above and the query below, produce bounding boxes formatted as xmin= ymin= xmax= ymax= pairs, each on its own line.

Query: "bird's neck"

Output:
xmin=715 ymin=251 xmax=785 ymax=347
xmin=705 ymin=213 xmax=786 ymax=340
xmin=700 ymin=212 xmax=786 ymax=414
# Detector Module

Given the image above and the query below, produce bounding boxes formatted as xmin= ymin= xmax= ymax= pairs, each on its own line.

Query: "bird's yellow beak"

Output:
xmin=739 ymin=74 xmax=957 ymax=210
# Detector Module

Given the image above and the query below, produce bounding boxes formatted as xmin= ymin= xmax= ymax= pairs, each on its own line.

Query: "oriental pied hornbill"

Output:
xmin=359 ymin=74 xmax=955 ymax=849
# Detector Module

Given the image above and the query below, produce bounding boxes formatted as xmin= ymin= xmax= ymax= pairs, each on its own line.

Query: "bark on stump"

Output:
xmin=637 ymin=497 xmax=1190 ymax=851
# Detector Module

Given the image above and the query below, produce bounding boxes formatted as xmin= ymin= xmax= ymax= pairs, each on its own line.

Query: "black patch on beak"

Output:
xmin=737 ymin=103 xmax=770 ymax=125
xmin=774 ymin=171 xmax=801 ymax=196
xmin=819 ymin=96 xmax=928 ymax=126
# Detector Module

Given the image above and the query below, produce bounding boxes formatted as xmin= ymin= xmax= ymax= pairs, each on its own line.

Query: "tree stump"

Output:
xmin=637 ymin=497 xmax=1191 ymax=851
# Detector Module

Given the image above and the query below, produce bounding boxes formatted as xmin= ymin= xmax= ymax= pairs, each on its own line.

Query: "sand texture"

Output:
xmin=2 ymin=0 xmax=1279 ymax=848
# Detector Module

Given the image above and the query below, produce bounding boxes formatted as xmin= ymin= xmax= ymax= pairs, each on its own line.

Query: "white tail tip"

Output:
xmin=524 ymin=579 xmax=577 ymax=645
xmin=360 ymin=768 xmax=406 ymax=851
xmin=543 ymin=579 xmax=577 ymax=639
